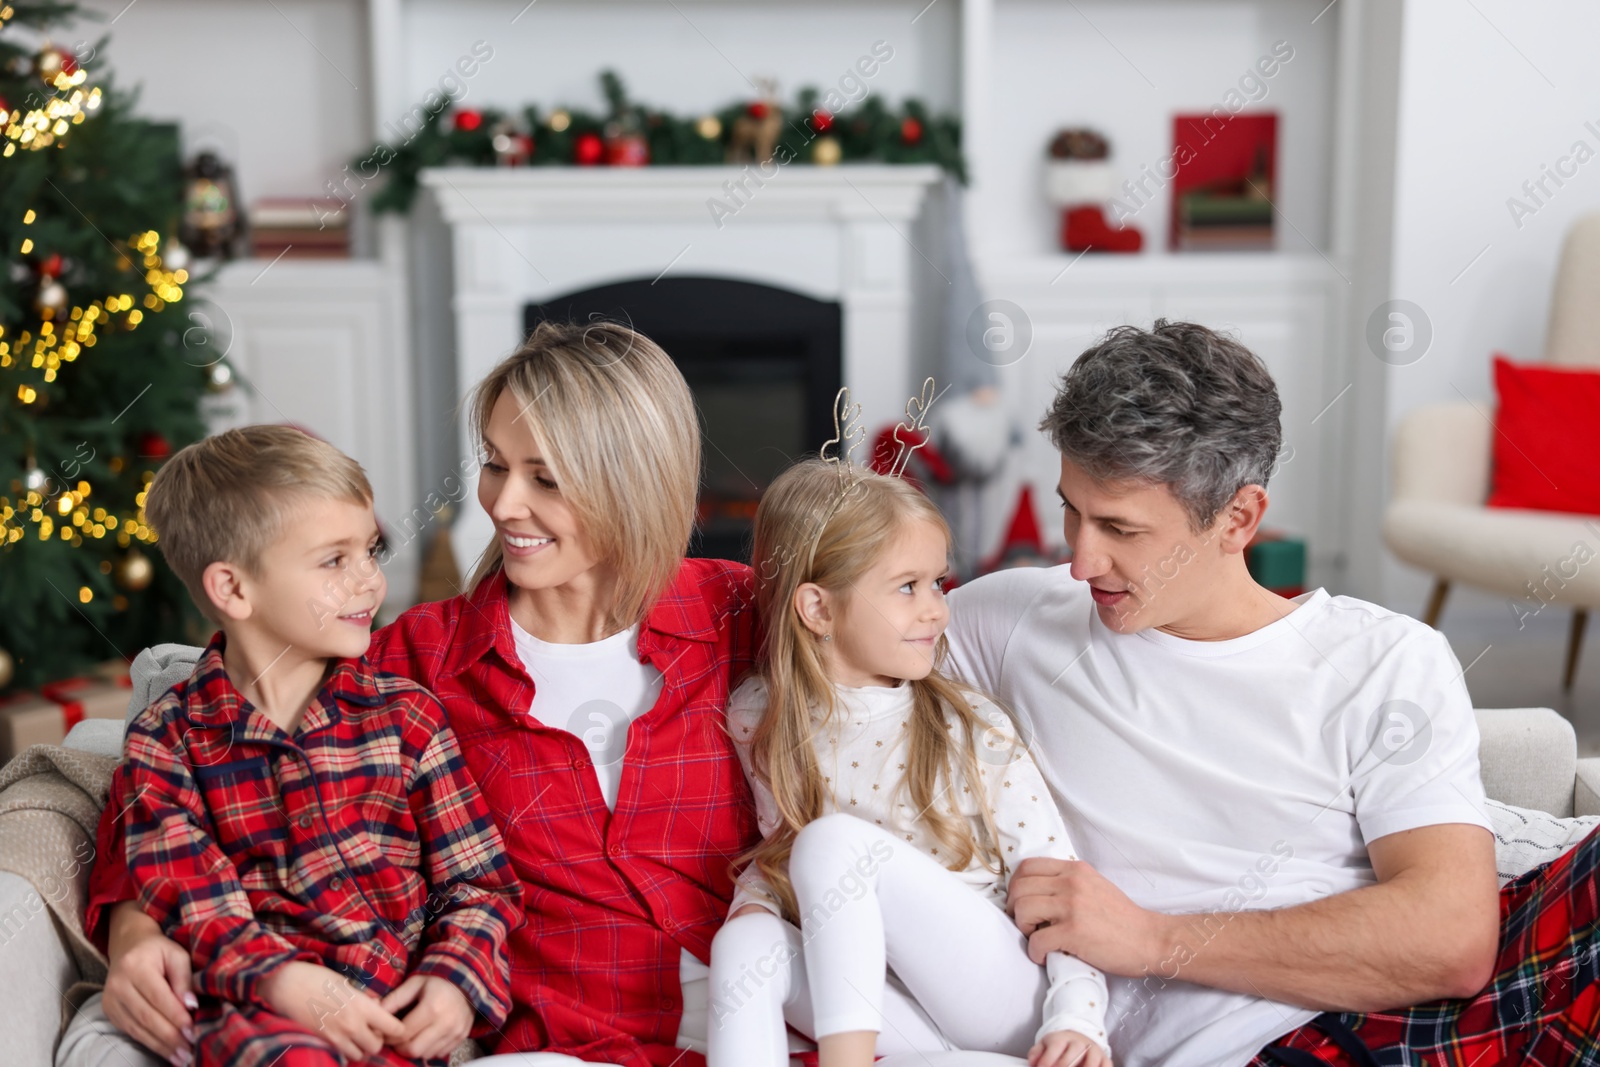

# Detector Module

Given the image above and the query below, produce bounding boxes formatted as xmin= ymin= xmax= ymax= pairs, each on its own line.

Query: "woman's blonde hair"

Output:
xmin=145 ymin=425 xmax=372 ymax=624
xmin=464 ymin=320 xmax=700 ymax=631
xmin=741 ymin=458 xmax=1004 ymax=923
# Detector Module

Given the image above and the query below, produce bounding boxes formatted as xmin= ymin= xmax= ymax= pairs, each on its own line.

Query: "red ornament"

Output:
xmin=747 ymin=101 xmax=770 ymax=120
xmin=453 ymin=109 xmax=483 ymax=132
xmin=811 ymin=109 xmax=834 ymax=134
xmin=40 ymin=253 xmax=63 ymax=278
xmin=60 ymin=51 xmax=77 ymax=76
xmin=900 ymin=117 xmax=924 ymax=145
xmin=573 ymin=131 xmax=604 ymax=165
xmin=138 ymin=432 xmax=172 ymax=460
xmin=604 ymin=133 xmax=650 ymax=167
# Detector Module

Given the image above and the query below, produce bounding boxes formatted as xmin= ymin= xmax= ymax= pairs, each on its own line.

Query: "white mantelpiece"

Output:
xmin=420 ymin=164 xmax=945 ymax=569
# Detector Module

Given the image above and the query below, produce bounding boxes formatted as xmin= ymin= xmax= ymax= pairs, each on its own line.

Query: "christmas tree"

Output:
xmin=0 ymin=1 xmax=209 ymax=690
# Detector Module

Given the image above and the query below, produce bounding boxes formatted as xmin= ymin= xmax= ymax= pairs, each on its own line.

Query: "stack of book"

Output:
xmin=1175 ymin=191 xmax=1274 ymax=251
xmin=248 ymin=198 xmax=349 ymax=259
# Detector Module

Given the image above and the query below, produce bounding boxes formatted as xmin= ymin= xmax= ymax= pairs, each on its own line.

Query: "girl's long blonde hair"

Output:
xmin=742 ymin=458 xmax=1005 ymax=923
xmin=464 ymin=320 xmax=700 ymax=631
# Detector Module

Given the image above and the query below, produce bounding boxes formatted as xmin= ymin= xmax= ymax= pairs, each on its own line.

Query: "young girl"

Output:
xmin=708 ymin=457 xmax=1112 ymax=1067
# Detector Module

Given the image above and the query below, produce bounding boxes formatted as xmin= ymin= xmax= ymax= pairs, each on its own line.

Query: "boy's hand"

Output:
xmin=1029 ymin=1028 xmax=1112 ymax=1067
xmin=380 ymin=973 xmax=474 ymax=1060
xmin=260 ymin=960 xmax=405 ymax=1061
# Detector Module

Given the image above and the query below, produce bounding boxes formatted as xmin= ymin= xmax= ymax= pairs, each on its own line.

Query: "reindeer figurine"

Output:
xmin=727 ymin=77 xmax=785 ymax=165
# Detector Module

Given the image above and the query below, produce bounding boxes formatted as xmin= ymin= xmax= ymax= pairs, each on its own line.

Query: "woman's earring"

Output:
xmin=822 ymin=633 xmax=832 ymax=642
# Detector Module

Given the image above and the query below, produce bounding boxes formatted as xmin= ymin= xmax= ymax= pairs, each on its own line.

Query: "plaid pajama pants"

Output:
xmin=196 ymin=1000 xmax=444 ymax=1067
xmin=1251 ymin=826 xmax=1600 ymax=1067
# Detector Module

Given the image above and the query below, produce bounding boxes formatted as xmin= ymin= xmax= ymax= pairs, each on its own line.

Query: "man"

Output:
xmin=945 ymin=320 xmax=1598 ymax=1067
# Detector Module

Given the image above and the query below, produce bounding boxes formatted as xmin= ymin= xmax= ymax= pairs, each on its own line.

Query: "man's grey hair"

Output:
xmin=1039 ymin=319 xmax=1284 ymax=531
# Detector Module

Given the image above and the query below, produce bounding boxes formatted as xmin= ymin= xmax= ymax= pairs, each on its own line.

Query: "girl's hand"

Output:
xmin=1029 ymin=1028 xmax=1112 ymax=1067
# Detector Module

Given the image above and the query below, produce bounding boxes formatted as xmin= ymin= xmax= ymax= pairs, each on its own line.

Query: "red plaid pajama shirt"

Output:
xmin=1252 ymin=824 xmax=1600 ymax=1067
xmin=118 ymin=632 xmax=523 ymax=1067
xmin=92 ymin=557 xmax=762 ymax=1067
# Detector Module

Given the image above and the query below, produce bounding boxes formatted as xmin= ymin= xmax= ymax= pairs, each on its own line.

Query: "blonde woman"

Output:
xmin=83 ymin=321 xmax=762 ymax=1067
xmin=708 ymin=459 xmax=1111 ymax=1067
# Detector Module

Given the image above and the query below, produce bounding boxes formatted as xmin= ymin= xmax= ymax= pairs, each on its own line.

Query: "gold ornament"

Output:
xmin=812 ymin=135 xmax=842 ymax=166
xmin=695 ymin=115 xmax=722 ymax=140
xmin=116 ymin=548 xmax=154 ymax=591
xmin=207 ymin=362 xmax=234 ymax=392
xmin=0 ymin=646 xmax=13 ymax=690
xmin=547 ymin=109 xmax=571 ymax=132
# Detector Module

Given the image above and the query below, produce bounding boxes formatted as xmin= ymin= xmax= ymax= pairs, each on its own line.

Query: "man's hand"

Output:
xmin=1029 ymin=1028 xmax=1112 ymax=1067
xmin=260 ymin=961 xmax=406 ymax=1062
xmin=380 ymin=974 xmax=474 ymax=1060
xmin=102 ymin=901 xmax=196 ymax=1067
xmin=1009 ymin=856 xmax=1168 ymax=975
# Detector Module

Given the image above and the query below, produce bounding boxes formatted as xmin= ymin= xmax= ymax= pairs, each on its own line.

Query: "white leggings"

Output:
xmin=709 ymin=812 xmax=1052 ymax=1065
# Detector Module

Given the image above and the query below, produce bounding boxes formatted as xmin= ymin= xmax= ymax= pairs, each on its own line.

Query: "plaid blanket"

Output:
xmin=1253 ymin=826 xmax=1600 ymax=1066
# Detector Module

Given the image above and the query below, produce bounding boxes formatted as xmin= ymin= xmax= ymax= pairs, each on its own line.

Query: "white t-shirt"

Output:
xmin=942 ymin=565 xmax=1493 ymax=1067
xmin=508 ymin=617 xmax=711 ymax=1052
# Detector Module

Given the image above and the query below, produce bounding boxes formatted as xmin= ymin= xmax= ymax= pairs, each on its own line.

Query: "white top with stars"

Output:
xmin=724 ymin=674 xmax=1110 ymax=1055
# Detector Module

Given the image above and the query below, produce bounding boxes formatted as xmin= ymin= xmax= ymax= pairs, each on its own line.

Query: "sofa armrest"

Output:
xmin=1578 ymin=758 xmax=1600 ymax=818
xmin=1390 ymin=401 xmax=1493 ymax=506
xmin=1475 ymin=708 xmax=1577 ymax=817
xmin=63 ymin=719 xmax=124 ymax=759
xmin=0 ymin=871 xmax=80 ymax=1065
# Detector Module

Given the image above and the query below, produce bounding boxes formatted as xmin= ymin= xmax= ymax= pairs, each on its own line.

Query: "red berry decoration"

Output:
xmin=900 ymin=117 xmax=924 ymax=145
xmin=573 ymin=131 xmax=604 ymax=165
xmin=811 ymin=109 xmax=834 ymax=134
xmin=747 ymin=101 xmax=770 ymax=120
xmin=138 ymin=432 xmax=172 ymax=460
xmin=453 ymin=109 xmax=483 ymax=132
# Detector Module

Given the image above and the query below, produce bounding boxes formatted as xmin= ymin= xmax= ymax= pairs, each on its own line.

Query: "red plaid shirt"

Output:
xmin=119 ymin=632 xmax=522 ymax=1032
xmin=91 ymin=556 xmax=761 ymax=1066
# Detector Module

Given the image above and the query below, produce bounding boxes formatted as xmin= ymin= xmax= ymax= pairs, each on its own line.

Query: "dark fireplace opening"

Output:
xmin=525 ymin=277 xmax=842 ymax=563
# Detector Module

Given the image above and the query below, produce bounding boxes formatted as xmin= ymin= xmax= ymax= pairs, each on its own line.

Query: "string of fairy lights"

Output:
xmin=0 ymin=5 xmax=103 ymax=155
xmin=2 ymin=6 xmax=179 ymax=609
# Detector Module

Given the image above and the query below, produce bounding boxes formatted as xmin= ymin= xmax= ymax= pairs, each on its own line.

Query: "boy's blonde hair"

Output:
xmin=145 ymin=425 xmax=372 ymax=623
xmin=740 ymin=458 xmax=1005 ymax=924
xmin=465 ymin=319 xmax=700 ymax=631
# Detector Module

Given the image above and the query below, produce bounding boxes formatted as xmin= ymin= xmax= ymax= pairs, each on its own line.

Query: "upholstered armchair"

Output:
xmin=1383 ymin=212 xmax=1600 ymax=687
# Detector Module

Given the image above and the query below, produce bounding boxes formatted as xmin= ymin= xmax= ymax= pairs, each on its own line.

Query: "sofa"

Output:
xmin=3 ymin=643 xmax=1598 ymax=1067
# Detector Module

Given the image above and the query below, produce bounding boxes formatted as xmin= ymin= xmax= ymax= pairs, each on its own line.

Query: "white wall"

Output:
xmin=65 ymin=0 xmax=371 ymax=206
xmin=395 ymin=0 xmax=960 ymax=131
xmin=1371 ymin=0 xmax=1600 ymax=611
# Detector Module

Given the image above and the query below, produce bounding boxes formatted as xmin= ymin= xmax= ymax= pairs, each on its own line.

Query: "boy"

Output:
xmin=118 ymin=425 xmax=522 ymax=1067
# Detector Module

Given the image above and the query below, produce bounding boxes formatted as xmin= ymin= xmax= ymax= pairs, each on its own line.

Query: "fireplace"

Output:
xmin=525 ymin=277 xmax=842 ymax=562
xmin=418 ymin=165 xmax=943 ymax=572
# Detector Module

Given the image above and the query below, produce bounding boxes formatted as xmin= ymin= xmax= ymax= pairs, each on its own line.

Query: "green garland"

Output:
xmin=359 ymin=70 xmax=964 ymax=215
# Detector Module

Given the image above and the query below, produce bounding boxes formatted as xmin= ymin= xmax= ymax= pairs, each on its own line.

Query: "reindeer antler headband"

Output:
xmin=797 ymin=376 xmax=941 ymax=573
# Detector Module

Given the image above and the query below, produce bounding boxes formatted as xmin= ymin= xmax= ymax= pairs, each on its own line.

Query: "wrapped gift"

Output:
xmin=1247 ymin=529 xmax=1307 ymax=597
xmin=0 ymin=690 xmax=67 ymax=763
xmin=91 ymin=658 xmax=134 ymax=690
xmin=39 ymin=676 xmax=131 ymax=729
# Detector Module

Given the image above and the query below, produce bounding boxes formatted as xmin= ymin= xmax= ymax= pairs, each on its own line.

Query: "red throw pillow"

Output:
xmin=1486 ymin=354 xmax=1600 ymax=515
